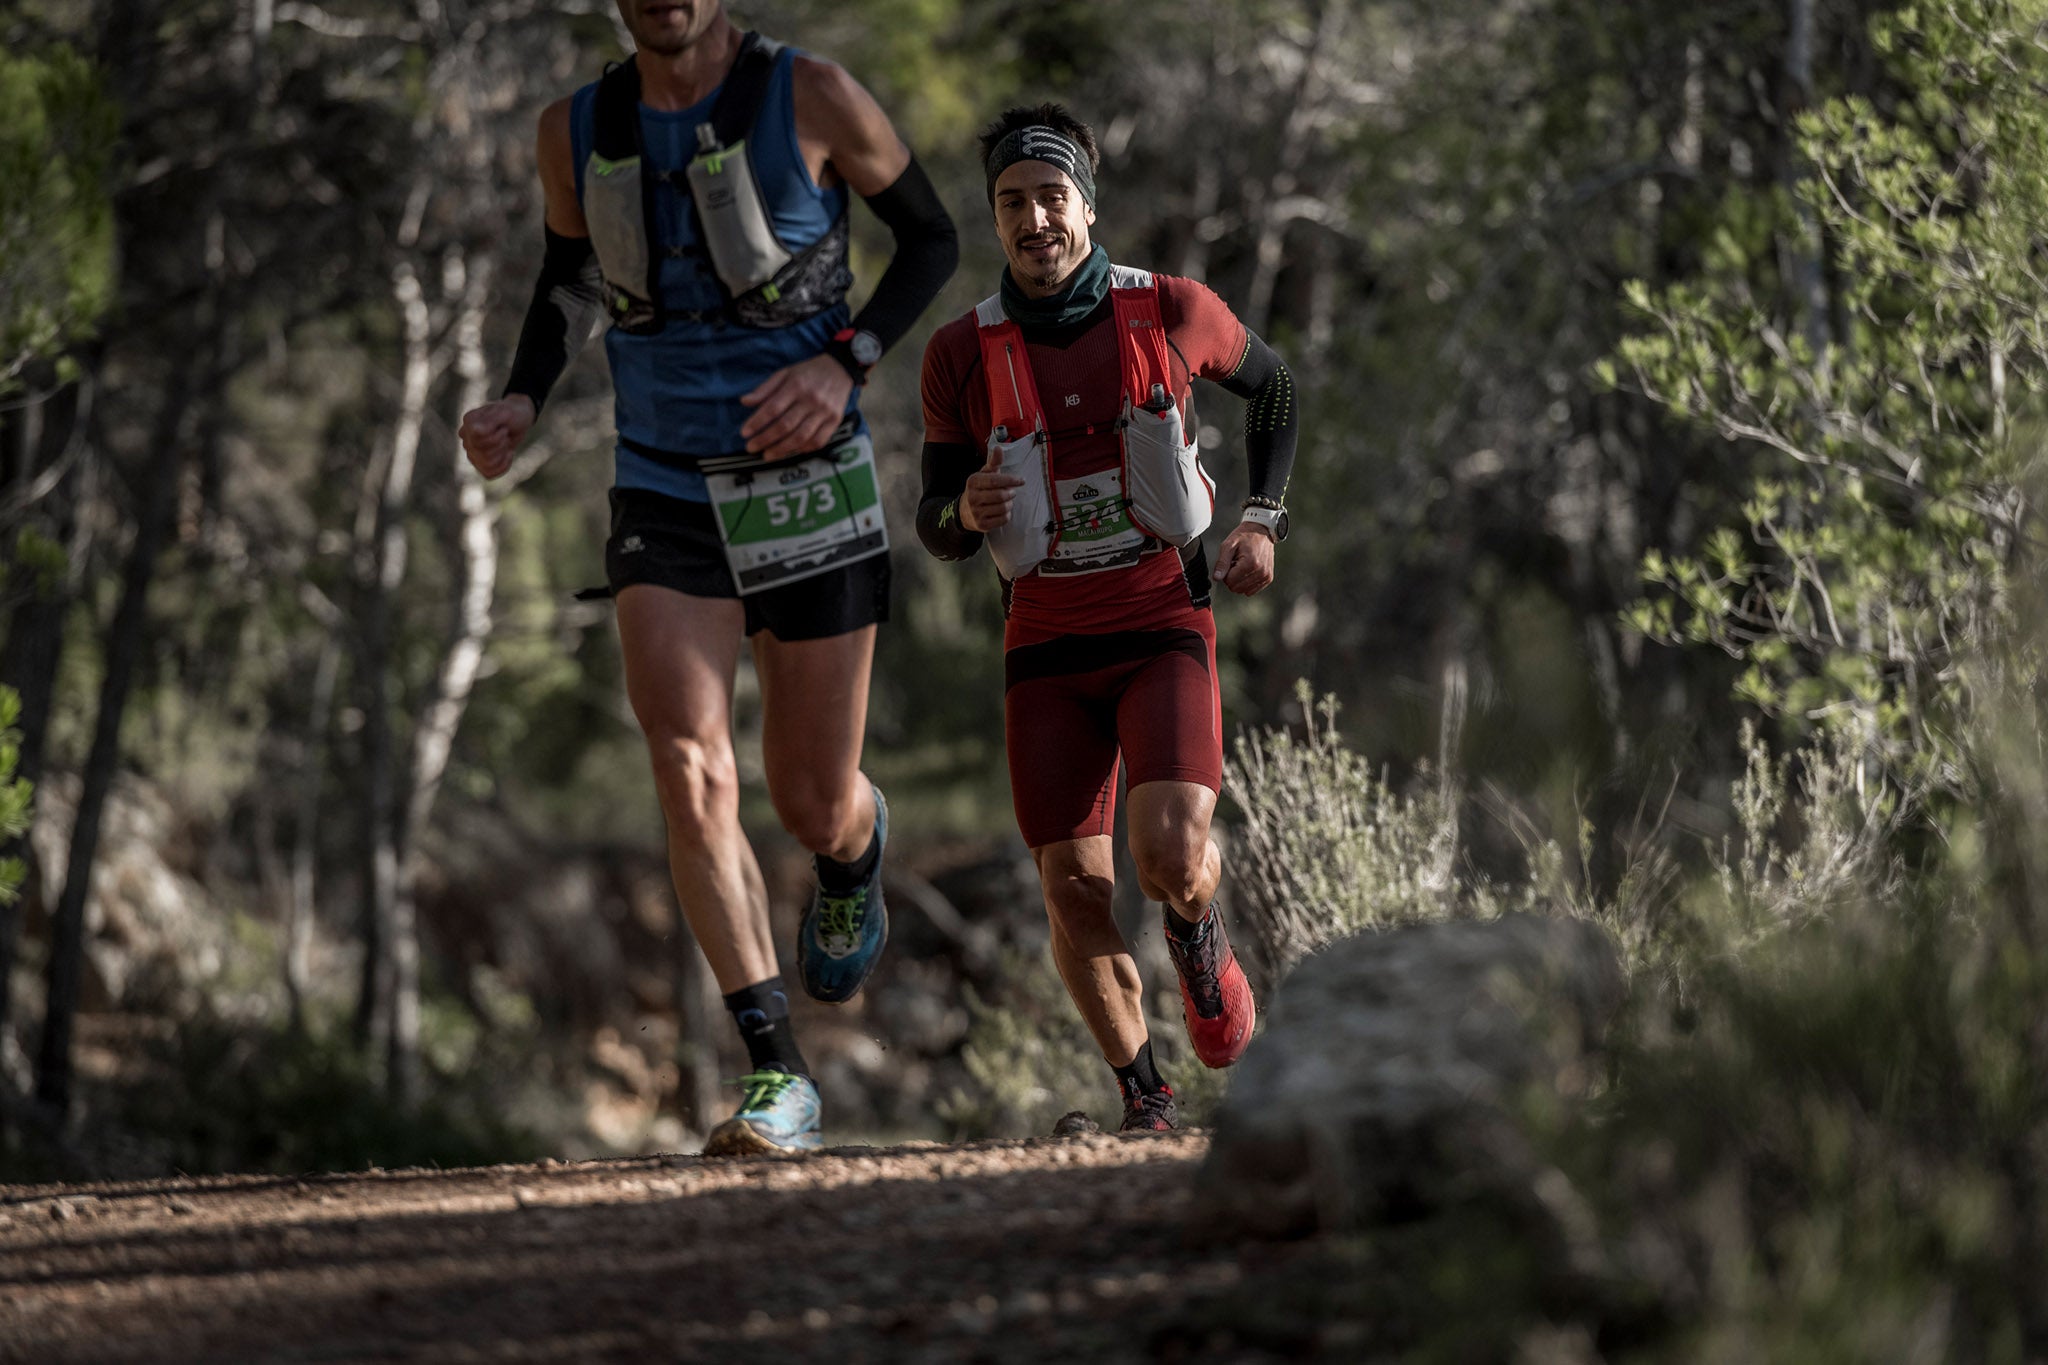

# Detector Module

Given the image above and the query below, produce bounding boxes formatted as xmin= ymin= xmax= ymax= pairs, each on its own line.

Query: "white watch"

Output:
xmin=1239 ymin=504 xmax=1288 ymax=542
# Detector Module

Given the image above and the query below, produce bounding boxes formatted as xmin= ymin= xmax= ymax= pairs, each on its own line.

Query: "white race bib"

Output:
xmin=704 ymin=432 xmax=888 ymax=595
xmin=1040 ymin=469 xmax=1151 ymax=576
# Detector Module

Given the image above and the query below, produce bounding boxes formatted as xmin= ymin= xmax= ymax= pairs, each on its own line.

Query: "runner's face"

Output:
xmin=993 ymin=160 xmax=1096 ymax=294
xmin=615 ymin=0 xmax=717 ymax=55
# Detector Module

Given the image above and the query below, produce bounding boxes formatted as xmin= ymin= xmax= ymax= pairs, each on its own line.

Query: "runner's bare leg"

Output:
xmin=617 ymin=584 xmax=778 ymax=992
xmin=755 ymin=624 xmax=879 ymax=862
xmin=1034 ymin=835 xmax=1149 ymax=1065
xmin=1126 ymin=780 xmax=1222 ymax=924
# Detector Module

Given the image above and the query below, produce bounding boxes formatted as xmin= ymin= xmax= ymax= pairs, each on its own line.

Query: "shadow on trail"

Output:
xmin=2 ymin=1138 xmax=1266 ymax=1364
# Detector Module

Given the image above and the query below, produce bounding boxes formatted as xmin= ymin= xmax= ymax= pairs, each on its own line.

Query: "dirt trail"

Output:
xmin=0 ymin=1132 xmax=1275 ymax=1363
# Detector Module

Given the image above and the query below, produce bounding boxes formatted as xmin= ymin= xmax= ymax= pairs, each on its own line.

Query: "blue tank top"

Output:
xmin=571 ymin=47 xmax=855 ymax=501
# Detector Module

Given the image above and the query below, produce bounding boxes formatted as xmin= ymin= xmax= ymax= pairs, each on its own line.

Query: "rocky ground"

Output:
xmin=0 ymin=1130 xmax=1323 ymax=1364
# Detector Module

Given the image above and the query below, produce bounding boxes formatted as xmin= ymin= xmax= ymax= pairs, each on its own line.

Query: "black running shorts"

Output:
xmin=604 ymin=487 xmax=892 ymax=642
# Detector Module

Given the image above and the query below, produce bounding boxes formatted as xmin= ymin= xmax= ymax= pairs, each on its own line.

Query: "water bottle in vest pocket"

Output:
xmin=584 ymin=155 xmax=660 ymax=333
xmin=1110 ymin=280 xmax=1214 ymax=545
xmin=1120 ymin=382 xmax=1214 ymax=545
xmin=984 ymin=424 xmax=1056 ymax=579
xmin=687 ymin=132 xmax=795 ymax=297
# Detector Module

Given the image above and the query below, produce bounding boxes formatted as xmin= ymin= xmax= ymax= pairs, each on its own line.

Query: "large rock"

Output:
xmin=1199 ymin=912 xmax=1623 ymax=1243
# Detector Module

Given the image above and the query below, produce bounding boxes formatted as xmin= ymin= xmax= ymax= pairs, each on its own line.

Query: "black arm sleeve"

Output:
xmin=851 ymin=156 xmax=959 ymax=355
xmin=917 ymin=440 xmax=986 ymax=561
xmin=1213 ymin=329 xmax=1299 ymax=504
xmin=502 ymin=228 xmax=604 ymax=415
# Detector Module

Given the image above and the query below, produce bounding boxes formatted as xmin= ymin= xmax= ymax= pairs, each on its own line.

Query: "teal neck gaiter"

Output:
xmin=1000 ymin=244 xmax=1111 ymax=330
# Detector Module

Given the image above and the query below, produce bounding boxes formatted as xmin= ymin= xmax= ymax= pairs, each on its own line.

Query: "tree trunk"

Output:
xmin=285 ymin=636 xmax=340 ymax=1032
xmin=0 ymin=379 xmax=89 ymax=1048
xmin=1179 ymin=154 xmax=1221 ymax=284
xmin=1781 ymin=0 xmax=1829 ymax=353
xmin=386 ymin=250 xmax=497 ymax=1106
xmin=1244 ymin=0 xmax=1346 ymax=333
xmin=34 ymin=371 xmax=197 ymax=1118
xmin=353 ymin=256 xmax=434 ymax=1076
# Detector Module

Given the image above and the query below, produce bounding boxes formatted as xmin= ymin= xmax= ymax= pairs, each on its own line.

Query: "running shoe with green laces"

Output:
xmin=701 ymin=1070 xmax=823 ymax=1156
xmin=797 ymin=784 xmax=889 ymax=1003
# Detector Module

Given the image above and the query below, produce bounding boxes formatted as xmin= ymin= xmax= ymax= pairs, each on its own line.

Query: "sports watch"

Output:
xmin=1240 ymin=499 xmax=1289 ymax=542
xmin=827 ymin=328 xmax=884 ymax=384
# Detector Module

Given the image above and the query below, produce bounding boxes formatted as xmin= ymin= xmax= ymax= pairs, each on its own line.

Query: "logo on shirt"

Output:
xmin=1064 ymin=394 xmax=1082 ymax=407
xmin=619 ymin=535 xmax=645 ymax=554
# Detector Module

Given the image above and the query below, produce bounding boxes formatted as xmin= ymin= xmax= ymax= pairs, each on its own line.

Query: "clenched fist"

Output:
xmin=1211 ymin=521 xmax=1277 ymax=595
xmin=458 ymin=395 xmax=537 ymax=479
xmin=960 ymin=447 xmax=1026 ymax=532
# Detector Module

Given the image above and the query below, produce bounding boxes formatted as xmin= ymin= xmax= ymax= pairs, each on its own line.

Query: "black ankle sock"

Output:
xmin=1162 ymin=902 xmax=1213 ymax=944
xmin=817 ymin=827 xmax=880 ymax=893
xmin=1112 ymin=1040 xmax=1169 ymax=1104
xmin=723 ymin=977 xmax=809 ymax=1078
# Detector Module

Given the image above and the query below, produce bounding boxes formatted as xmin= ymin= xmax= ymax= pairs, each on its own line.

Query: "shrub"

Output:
xmin=113 ymin=1008 xmax=543 ymax=1176
xmin=1225 ymin=681 xmax=1467 ymax=976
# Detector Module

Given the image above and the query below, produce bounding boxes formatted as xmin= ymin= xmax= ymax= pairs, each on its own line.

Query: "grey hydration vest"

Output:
xmin=582 ymin=31 xmax=852 ymax=333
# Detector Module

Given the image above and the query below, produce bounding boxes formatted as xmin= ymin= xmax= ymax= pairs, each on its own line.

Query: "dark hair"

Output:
xmin=977 ymin=103 xmax=1100 ymax=176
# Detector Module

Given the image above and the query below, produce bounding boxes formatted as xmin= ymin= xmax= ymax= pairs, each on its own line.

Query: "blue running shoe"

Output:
xmin=702 ymin=1070 xmax=823 ymax=1156
xmin=797 ymin=784 xmax=889 ymax=1003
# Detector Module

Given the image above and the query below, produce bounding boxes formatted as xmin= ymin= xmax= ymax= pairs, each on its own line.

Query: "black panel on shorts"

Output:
xmin=1002 ymin=627 xmax=1210 ymax=691
xmin=604 ymin=487 xmax=892 ymax=641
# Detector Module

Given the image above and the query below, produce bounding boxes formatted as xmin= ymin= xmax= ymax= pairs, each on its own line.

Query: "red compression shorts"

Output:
xmin=1002 ymin=618 xmax=1223 ymax=849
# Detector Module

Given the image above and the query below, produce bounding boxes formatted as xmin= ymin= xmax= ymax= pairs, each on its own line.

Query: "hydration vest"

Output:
xmin=581 ymin=31 xmax=852 ymax=333
xmin=975 ymin=267 xmax=1217 ymax=580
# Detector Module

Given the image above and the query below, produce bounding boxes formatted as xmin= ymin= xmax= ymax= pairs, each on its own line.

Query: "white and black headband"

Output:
xmin=986 ymin=126 xmax=1097 ymax=208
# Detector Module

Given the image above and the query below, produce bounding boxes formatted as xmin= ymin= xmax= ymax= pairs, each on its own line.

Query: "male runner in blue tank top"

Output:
xmin=458 ymin=0 xmax=957 ymax=1155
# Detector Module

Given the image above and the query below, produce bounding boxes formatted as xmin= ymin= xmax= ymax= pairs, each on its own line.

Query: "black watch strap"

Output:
xmin=826 ymin=328 xmax=882 ymax=385
xmin=823 ymin=337 xmax=868 ymax=385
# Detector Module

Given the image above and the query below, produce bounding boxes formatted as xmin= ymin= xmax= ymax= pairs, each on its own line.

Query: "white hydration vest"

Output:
xmin=974 ymin=266 xmax=1215 ymax=580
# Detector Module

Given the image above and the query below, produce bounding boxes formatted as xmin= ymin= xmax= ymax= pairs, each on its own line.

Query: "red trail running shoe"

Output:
xmin=1119 ymin=1085 xmax=1178 ymax=1133
xmin=1163 ymin=904 xmax=1255 ymax=1068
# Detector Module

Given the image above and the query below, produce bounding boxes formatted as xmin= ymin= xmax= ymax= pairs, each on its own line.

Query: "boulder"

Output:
xmin=1199 ymin=912 xmax=1624 ymax=1244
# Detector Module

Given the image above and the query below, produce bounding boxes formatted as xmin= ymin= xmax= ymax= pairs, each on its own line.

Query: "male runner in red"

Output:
xmin=917 ymin=105 xmax=1297 ymax=1131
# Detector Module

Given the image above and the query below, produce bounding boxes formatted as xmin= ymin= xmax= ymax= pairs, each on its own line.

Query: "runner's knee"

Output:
xmin=1130 ymin=828 xmax=1209 ymax=906
xmin=773 ymin=782 xmax=861 ymax=856
xmin=643 ymin=732 xmax=739 ymax=835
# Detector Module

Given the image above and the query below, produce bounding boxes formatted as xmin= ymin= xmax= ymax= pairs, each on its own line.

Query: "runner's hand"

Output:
xmin=961 ymin=448 xmax=1026 ymax=532
xmin=740 ymin=354 xmax=854 ymax=459
xmin=1213 ymin=521 xmax=1276 ymax=595
xmin=459 ymin=395 xmax=536 ymax=479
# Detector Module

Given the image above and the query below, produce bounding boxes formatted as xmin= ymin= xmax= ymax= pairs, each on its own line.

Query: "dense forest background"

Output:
xmin=4 ymin=0 xmax=2043 ymax=1237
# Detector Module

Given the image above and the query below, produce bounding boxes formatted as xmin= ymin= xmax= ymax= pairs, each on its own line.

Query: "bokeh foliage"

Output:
xmin=0 ymin=41 xmax=116 ymax=395
xmin=1615 ymin=0 xmax=2048 ymax=795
